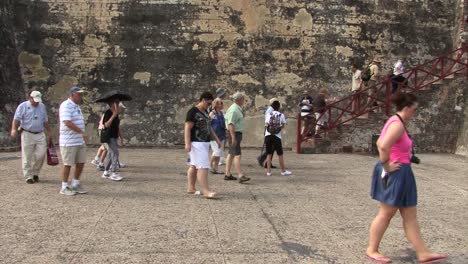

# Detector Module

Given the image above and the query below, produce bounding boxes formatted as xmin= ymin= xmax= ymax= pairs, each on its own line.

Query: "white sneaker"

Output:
xmin=102 ymin=171 xmax=110 ymax=178
xmin=109 ymin=173 xmax=123 ymax=181
xmin=281 ymin=170 xmax=292 ymax=176
xmin=91 ymin=159 xmax=98 ymax=165
xmin=60 ymin=187 xmax=76 ymax=196
xmin=266 ymin=172 xmax=272 ymax=176
xmin=71 ymin=184 xmax=88 ymax=194
xmin=119 ymin=162 xmax=126 ymax=168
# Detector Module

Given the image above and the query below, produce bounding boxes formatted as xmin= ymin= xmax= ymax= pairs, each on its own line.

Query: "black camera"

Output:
xmin=410 ymin=155 xmax=420 ymax=164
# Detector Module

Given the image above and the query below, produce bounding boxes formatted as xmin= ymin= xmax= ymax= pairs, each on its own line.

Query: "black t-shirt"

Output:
xmin=186 ymin=106 xmax=211 ymax=142
xmin=102 ymin=109 xmax=120 ymax=138
xmin=313 ymin=94 xmax=326 ymax=113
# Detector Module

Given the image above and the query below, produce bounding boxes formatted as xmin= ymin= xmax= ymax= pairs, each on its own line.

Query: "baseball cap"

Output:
xmin=68 ymin=86 xmax=84 ymax=95
xmin=232 ymin=92 xmax=245 ymax=100
xmin=30 ymin=91 xmax=42 ymax=103
xmin=216 ymin=88 xmax=226 ymax=97
xmin=269 ymin=97 xmax=279 ymax=104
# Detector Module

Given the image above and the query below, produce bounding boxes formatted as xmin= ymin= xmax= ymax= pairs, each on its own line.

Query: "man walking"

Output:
xmin=224 ymin=92 xmax=250 ymax=183
xmin=257 ymin=97 xmax=279 ymax=168
xmin=58 ymin=86 xmax=88 ymax=195
xmin=11 ymin=91 xmax=52 ymax=184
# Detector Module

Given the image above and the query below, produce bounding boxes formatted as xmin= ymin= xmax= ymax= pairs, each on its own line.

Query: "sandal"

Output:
xmin=203 ymin=192 xmax=218 ymax=199
xmin=224 ymin=174 xmax=237 ymax=180
xmin=210 ymin=169 xmax=223 ymax=175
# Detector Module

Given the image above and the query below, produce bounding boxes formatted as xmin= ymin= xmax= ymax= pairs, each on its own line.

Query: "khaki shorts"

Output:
xmin=60 ymin=145 xmax=87 ymax=166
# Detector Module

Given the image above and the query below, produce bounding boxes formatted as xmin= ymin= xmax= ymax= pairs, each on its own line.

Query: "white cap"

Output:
xmin=30 ymin=91 xmax=42 ymax=103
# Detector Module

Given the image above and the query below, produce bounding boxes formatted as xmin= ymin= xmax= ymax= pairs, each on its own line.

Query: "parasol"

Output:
xmin=95 ymin=90 xmax=132 ymax=103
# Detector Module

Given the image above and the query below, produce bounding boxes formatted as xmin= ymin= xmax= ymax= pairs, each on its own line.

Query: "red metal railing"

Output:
xmin=296 ymin=44 xmax=468 ymax=153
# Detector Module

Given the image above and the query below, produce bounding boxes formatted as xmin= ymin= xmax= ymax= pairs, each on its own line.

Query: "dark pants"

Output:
xmin=391 ymin=74 xmax=406 ymax=94
xmin=258 ymin=133 xmax=274 ymax=165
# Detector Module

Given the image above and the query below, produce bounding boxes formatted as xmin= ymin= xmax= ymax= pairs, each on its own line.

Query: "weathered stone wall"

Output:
xmin=0 ymin=0 xmax=462 ymax=149
xmin=456 ymin=78 xmax=468 ymax=156
xmin=0 ymin=0 xmax=27 ymax=147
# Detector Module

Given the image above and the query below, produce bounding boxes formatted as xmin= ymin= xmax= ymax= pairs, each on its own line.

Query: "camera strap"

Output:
xmin=395 ymin=114 xmax=416 ymax=156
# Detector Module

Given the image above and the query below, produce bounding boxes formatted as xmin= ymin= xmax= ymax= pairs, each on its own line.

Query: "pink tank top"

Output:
xmin=379 ymin=116 xmax=413 ymax=164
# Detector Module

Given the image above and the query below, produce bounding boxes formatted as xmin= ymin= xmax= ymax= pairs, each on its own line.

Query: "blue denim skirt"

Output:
xmin=370 ymin=161 xmax=417 ymax=207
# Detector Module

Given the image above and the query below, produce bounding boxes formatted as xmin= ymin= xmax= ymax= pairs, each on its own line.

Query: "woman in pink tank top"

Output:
xmin=366 ymin=93 xmax=447 ymax=264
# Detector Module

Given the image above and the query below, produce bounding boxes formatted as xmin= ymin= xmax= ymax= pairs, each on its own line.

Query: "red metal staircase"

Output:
xmin=295 ymin=44 xmax=468 ymax=154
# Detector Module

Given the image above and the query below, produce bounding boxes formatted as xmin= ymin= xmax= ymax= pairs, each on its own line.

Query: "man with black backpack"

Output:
xmin=257 ymin=98 xmax=279 ymax=168
xmin=264 ymin=101 xmax=292 ymax=176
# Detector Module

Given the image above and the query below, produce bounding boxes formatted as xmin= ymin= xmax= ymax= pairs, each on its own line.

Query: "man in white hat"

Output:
xmin=366 ymin=57 xmax=382 ymax=110
xmin=11 ymin=91 xmax=52 ymax=184
xmin=58 ymin=86 xmax=88 ymax=195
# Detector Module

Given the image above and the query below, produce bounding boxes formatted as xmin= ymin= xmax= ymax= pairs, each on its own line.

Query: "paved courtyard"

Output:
xmin=0 ymin=148 xmax=467 ymax=264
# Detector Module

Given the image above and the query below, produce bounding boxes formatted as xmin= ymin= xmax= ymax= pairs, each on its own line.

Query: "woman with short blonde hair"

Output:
xmin=209 ymin=98 xmax=226 ymax=174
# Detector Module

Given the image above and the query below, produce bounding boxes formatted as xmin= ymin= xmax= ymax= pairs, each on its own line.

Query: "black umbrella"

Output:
xmin=95 ymin=90 xmax=132 ymax=103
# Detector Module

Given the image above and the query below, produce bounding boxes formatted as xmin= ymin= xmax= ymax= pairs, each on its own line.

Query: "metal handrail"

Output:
xmin=296 ymin=45 xmax=468 ymax=153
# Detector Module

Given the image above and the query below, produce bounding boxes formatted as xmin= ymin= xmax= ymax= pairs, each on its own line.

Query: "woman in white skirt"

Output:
xmin=184 ymin=92 xmax=222 ymax=199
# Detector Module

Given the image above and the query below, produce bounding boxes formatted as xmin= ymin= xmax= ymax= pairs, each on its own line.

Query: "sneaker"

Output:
xmin=238 ymin=176 xmax=251 ymax=183
xmin=91 ymin=159 xmax=99 ymax=165
xmin=224 ymin=174 xmax=237 ymax=181
xmin=109 ymin=173 xmax=123 ymax=181
xmin=26 ymin=178 xmax=34 ymax=184
xmin=71 ymin=184 xmax=88 ymax=194
xmin=119 ymin=162 xmax=126 ymax=168
xmin=281 ymin=170 xmax=292 ymax=176
xmin=33 ymin=175 xmax=39 ymax=182
xmin=60 ymin=187 xmax=76 ymax=196
xmin=97 ymin=164 xmax=105 ymax=171
xmin=102 ymin=171 xmax=110 ymax=178
xmin=266 ymin=172 xmax=272 ymax=176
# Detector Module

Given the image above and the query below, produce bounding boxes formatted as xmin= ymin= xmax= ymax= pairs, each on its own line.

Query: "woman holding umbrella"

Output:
xmin=96 ymin=91 xmax=132 ymax=181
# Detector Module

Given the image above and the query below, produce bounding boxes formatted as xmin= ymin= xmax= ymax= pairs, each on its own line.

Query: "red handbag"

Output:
xmin=47 ymin=141 xmax=59 ymax=166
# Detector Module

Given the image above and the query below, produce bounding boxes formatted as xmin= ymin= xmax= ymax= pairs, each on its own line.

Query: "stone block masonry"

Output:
xmin=0 ymin=0 xmax=464 ymax=151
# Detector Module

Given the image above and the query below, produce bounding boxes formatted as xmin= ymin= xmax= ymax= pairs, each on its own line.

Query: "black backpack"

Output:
xmin=361 ymin=65 xmax=371 ymax=81
xmin=266 ymin=112 xmax=282 ymax=135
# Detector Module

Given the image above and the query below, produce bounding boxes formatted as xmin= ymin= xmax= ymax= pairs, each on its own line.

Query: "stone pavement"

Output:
xmin=0 ymin=148 xmax=467 ymax=264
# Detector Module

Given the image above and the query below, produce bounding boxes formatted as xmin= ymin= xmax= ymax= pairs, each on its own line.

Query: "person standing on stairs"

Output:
xmin=351 ymin=64 xmax=363 ymax=114
xmin=367 ymin=58 xmax=382 ymax=111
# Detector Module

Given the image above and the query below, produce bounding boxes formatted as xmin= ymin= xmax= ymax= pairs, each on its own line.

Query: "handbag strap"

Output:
xmin=98 ymin=113 xmax=105 ymax=130
xmin=395 ymin=114 xmax=416 ymax=156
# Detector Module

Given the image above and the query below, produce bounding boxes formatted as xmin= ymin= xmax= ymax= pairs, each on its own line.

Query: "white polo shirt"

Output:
xmin=59 ymin=98 xmax=85 ymax=146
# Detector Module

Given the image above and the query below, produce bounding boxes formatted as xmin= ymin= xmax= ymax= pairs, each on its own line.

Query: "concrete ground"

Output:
xmin=0 ymin=148 xmax=467 ymax=264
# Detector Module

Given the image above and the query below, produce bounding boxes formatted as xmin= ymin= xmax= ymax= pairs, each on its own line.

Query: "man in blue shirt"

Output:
xmin=11 ymin=91 xmax=52 ymax=184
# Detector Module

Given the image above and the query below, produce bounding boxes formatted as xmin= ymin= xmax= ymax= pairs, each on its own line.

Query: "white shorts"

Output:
xmin=210 ymin=140 xmax=225 ymax=157
xmin=315 ymin=112 xmax=329 ymax=126
xmin=189 ymin=142 xmax=210 ymax=169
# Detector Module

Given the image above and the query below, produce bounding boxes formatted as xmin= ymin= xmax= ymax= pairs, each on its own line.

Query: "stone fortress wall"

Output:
xmin=1 ymin=0 xmax=467 ymax=154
